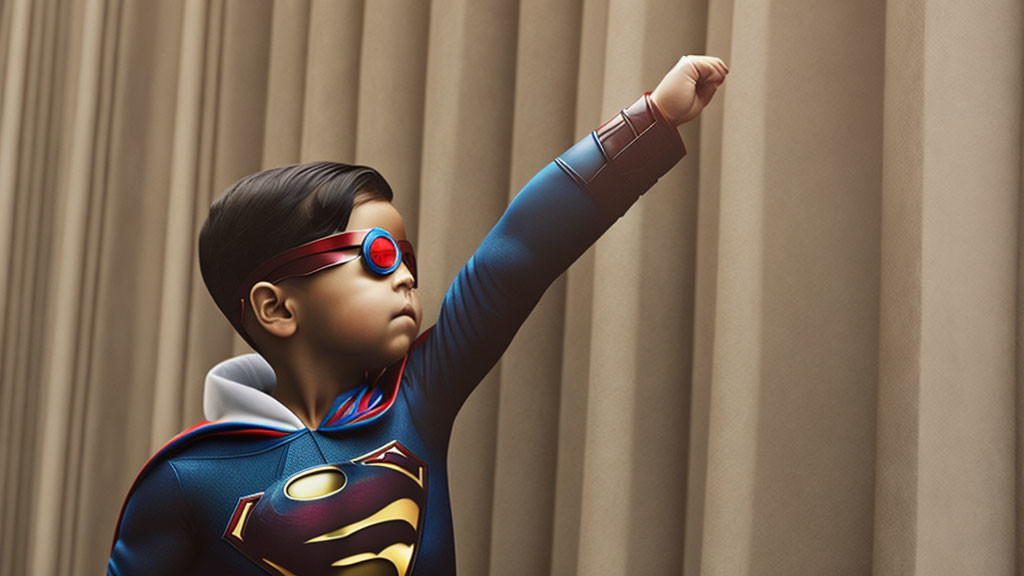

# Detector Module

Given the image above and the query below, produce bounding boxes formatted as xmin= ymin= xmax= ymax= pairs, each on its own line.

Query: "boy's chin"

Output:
xmin=372 ymin=335 xmax=416 ymax=369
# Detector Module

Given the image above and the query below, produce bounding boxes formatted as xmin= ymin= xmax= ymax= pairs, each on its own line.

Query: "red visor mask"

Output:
xmin=235 ymin=228 xmax=416 ymax=328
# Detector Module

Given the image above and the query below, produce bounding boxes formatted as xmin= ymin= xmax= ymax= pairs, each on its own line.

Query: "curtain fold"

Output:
xmin=874 ymin=1 xmax=1022 ymax=573
xmin=30 ymin=0 xmax=112 ymax=574
xmin=0 ymin=0 xmax=1020 ymax=574
xmin=150 ymin=0 xmax=209 ymax=452
xmin=302 ymin=0 xmax=361 ymax=163
xmin=684 ymin=0 xmax=733 ymax=573
xmin=0 ymin=14 xmax=32 ymax=570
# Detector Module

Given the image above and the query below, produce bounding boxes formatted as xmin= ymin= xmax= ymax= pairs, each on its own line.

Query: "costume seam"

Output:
xmin=620 ymin=110 xmax=639 ymax=137
xmin=167 ymin=461 xmax=201 ymax=545
xmin=554 ymin=157 xmax=590 ymax=194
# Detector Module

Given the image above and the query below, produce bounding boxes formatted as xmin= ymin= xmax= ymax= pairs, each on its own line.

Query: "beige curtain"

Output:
xmin=1 ymin=0 xmax=1021 ymax=574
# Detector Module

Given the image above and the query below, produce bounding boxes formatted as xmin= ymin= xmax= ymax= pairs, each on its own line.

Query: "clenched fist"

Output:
xmin=650 ymin=55 xmax=728 ymax=126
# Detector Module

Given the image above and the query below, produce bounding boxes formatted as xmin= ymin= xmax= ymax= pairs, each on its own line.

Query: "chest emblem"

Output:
xmin=223 ymin=440 xmax=427 ymax=575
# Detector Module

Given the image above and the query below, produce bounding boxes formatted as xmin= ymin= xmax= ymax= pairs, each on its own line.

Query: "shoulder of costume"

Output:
xmin=110 ymin=420 xmax=296 ymax=552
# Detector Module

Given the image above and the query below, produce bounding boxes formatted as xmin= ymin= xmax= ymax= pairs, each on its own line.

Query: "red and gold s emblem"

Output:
xmin=223 ymin=440 xmax=427 ymax=575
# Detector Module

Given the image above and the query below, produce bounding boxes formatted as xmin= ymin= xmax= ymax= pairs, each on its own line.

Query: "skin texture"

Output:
xmin=245 ymin=199 xmax=421 ymax=429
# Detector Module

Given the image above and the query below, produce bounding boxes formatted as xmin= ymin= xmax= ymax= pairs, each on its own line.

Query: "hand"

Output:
xmin=650 ymin=55 xmax=728 ymax=126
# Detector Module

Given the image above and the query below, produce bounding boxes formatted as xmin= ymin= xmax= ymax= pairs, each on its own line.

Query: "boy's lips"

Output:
xmin=394 ymin=303 xmax=416 ymax=321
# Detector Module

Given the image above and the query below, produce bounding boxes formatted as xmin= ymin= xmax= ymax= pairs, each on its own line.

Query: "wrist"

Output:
xmin=648 ymin=89 xmax=678 ymax=126
xmin=555 ymin=93 xmax=687 ymax=220
xmin=593 ymin=93 xmax=685 ymax=159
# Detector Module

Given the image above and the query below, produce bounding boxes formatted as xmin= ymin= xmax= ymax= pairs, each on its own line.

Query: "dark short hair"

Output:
xmin=198 ymin=161 xmax=393 ymax=349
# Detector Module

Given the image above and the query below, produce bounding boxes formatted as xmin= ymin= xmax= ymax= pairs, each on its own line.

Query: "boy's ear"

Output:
xmin=248 ymin=281 xmax=298 ymax=339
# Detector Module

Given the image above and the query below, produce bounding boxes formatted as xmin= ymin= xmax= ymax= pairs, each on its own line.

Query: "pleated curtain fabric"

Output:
xmin=0 ymin=0 xmax=1021 ymax=574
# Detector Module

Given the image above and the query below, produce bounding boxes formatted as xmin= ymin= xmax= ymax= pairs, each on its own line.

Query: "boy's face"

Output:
xmin=287 ymin=200 xmax=422 ymax=370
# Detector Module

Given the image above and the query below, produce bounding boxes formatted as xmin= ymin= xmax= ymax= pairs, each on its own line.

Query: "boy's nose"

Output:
xmin=392 ymin=262 xmax=415 ymax=290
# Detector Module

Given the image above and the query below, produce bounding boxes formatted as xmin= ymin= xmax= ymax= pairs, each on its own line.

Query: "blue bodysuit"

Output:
xmin=108 ymin=93 xmax=685 ymax=576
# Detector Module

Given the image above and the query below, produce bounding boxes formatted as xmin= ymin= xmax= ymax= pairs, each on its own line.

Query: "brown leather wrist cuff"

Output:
xmin=556 ymin=92 xmax=686 ymax=219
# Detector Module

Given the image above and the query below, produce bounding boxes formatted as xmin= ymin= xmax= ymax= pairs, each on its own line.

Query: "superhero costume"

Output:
xmin=108 ymin=93 xmax=685 ymax=575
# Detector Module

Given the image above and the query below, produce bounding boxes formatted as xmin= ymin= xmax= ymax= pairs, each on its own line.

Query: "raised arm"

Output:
xmin=401 ymin=56 xmax=728 ymax=438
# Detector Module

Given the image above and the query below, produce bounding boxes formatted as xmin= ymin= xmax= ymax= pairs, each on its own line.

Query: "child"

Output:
xmin=108 ymin=54 xmax=727 ymax=575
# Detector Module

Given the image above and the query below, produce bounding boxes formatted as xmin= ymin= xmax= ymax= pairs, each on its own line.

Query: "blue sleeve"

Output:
xmin=108 ymin=462 xmax=196 ymax=575
xmin=400 ymin=95 xmax=685 ymax=441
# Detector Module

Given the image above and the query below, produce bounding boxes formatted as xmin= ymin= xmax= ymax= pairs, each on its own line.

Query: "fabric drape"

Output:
xmin=0 ymin=0 xmax=1020 ymax=574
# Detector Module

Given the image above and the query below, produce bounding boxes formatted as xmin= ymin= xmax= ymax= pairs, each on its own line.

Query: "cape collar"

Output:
xmin=203 ymin=353 xmax=305 ymax=431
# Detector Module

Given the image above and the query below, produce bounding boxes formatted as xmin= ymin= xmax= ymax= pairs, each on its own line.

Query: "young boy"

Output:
xmin=108 ymin=54 xmax=727 ymax=575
